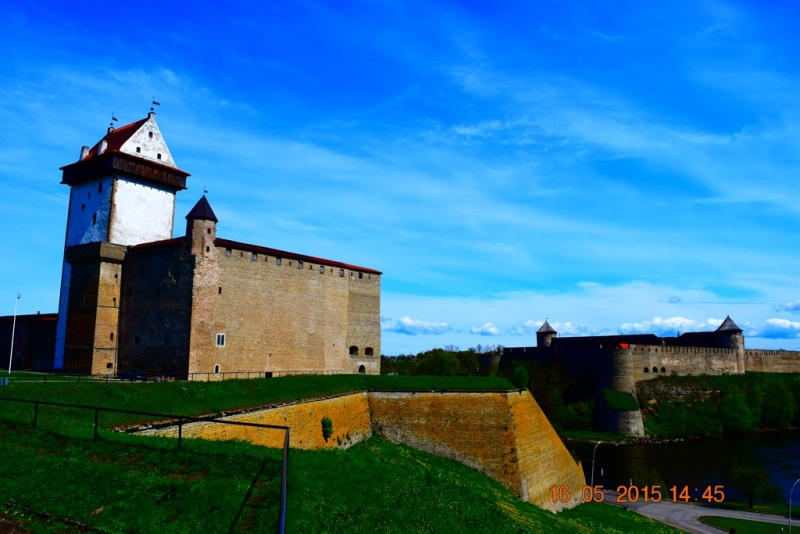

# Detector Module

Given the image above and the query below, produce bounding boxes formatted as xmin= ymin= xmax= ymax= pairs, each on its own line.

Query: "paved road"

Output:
xmin=603 ymin=490 xmax=792 ymax=533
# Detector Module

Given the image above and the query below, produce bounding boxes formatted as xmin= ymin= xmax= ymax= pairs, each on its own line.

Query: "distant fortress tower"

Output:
xmin=53 ymin=112 xmax=190 ymax=373
xmin=536 ymin=320 xmax=557 ymax=348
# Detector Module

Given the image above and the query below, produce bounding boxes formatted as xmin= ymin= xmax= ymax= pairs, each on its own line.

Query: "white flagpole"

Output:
xmin=7 ymin=293 xmax=20 ymax=374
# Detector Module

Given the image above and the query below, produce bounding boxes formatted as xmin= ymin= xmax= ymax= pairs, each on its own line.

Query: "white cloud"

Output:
xmin=381 ymin=316 xmax=451 ymax=335
xmin=775 ymin=300 xmax=800 ymax=313
xmin=748 ymin=318 xmax=800 ymax=340
xmin=470 ymin=323 xmax=502 ymax=336
xmin=618 ymin=316 xmax=722 ymax=336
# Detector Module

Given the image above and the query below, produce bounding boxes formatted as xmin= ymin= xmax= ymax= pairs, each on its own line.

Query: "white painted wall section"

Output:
xmin=119 ymin=115 xmax=177 ymax=168
xmin=109 ymin=178 xmax=175 ymax=245
xmin=65 ymin=179 xmax=112 ymax=246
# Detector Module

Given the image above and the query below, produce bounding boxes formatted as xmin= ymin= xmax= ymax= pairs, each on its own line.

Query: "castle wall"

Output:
xmin=136 ymin=392 xmax=373 ymax=450
xmin=188 ymin=243 xmax=380 ymax=377
xmin=627 ymin=345 xmax=741 ymax=382
xmin=368 ymin=391 xmax=584 ymax=512
xmin=745 ymin=350 xmax=800 ymax=373
xmin=135 ymin=390 xmax=584 ymax=513
xmin=119 ymin=242 xmax=194 ymax=377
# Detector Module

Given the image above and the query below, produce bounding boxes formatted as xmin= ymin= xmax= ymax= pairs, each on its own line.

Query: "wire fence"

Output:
xmin=0 ymin=396 xmax=290 ymax=534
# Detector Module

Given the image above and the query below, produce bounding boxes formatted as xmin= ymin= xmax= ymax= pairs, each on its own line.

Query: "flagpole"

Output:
xmin=7 ymin=293 xmax=20 ymax=374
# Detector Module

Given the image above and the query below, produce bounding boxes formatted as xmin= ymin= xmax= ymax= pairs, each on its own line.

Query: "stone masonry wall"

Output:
xmin=134 ymin=390 xmax=584 ymax=512
xmin=138 ymin=392 xmax=372 ymax=449
xmin=368 ymin=391 xmax=584 ymax=512
xmin=189 ymin=242 xmax=380 ymax=377
xmin=745 ymin=349 xmax=800 ymax=373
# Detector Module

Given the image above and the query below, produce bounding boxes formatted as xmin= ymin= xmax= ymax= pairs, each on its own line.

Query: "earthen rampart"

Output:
xmin=134 ymin=390 xmax=585 ymax=513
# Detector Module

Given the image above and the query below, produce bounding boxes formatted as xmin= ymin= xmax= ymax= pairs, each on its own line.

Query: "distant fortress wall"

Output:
xmin=745 ymin=349 xmax=800 ymax=373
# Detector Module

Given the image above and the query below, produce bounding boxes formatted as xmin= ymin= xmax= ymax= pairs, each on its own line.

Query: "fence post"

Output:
xmin=33 ymin=401 xmax=39 ymax=427
xmin=178 ymin=419 xmax=183 ymax=448
xmin=94 ymin=408 xmax=99 ymax=441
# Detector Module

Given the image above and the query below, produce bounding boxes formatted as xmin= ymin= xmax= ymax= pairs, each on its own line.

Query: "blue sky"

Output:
xmin=3 ymin=0 xmax=800 ymax=355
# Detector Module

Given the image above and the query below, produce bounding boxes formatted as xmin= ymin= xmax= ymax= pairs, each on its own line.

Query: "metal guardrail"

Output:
xmin=0 ymin=396 xmax=290 ymax=533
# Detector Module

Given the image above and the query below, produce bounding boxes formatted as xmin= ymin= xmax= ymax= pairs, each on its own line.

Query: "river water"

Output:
xmin=568 ymin=431 xmax=800 ymax=504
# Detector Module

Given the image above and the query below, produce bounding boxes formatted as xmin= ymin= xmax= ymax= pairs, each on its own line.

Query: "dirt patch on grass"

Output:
xmin=0 ymin=512 xmax=30 ymax=534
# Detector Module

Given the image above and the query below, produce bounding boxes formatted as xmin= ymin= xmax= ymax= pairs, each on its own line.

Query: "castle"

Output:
xmin=6 ymin=112 xmax=381 ymax=378
xmin=503 ymin=317 xmax=800 ymax=435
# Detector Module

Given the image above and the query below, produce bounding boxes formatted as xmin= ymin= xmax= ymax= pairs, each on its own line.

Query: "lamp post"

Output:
xmin=7 ymin=293 xmax=20 ymax=374
xmin=790 ymin=478 xmax=800 ymax=533
xmin=590 ymin=441 xmax=601 ymax=488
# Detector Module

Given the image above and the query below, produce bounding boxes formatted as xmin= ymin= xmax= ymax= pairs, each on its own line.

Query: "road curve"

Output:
xmin=602 ymin=490 xmax=792 ymax=534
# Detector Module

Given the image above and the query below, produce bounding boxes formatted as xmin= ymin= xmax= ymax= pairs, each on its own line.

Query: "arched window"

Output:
xmin=643 ymin=367 xmax=649 ymax=373
xmin=349 ymin=346 xmax=358 ymax=355
xmin=652 ymin=366 xmax=658 ymax=373
xmin=214 ymin=364 xmax=220 ymax=374
xmin=661 ymin=367 xmax=666 ymax=373
xmin=106 ymin=363 xmax=113 ymax=369
xmin=365 ymin=347 xmax=374 ymax=356
xmin=358 ymin=365 xmax=366 ymax=374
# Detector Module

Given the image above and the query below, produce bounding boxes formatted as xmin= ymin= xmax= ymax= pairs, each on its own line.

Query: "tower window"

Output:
xmin=157 ymin=153 xmax=162 ymax=160
xmin=214 ymin=364 xmax=220 ymax=374
xmin=298 ymin=261 xmax=304 ymax=269
xmin=136 ymin=147 xmax=141 ymax=153
xmin=225 ymin=248 xmax=232 ymax=257
xmin=319 ymin=265 xmax=325 ymax=274
xmin=81 ymin=204 xmax=86 ymax=210
xmin=206 ymin=228 xmax=211 ymax=234
xmin=218 ymin=287 xmax=222 ymax=295
xmin=365 ymin=347 xmax=374 ymax=356
xmin=92 ymin=213 xmax=97 ymax=225
xmin=98 ymin=183 xmax=103 ymax=193
xmin=206 ymin=246 xmax=210 ymax=252
xmin=107 ymin=363 xmax=113 ymax=369
xmin=112 ymin=297 xmax=116 ymax=306
xmin=276 ymin=257 xmax=282 ymax=266
xmin=110 ymin=333 xmax=115 ymax=341
xmin=252 ymin=252 xmax=257 ymax=261
xmin=149 ymin=131 xmax=154 ymax=138
xmin=216 ymin=334 xmax=226 ymax=347
xmin=359 ymin=272 xmax=363 ymax=279
xmin=349 ymin=346 xmax=358 ymax=355
xmin=339 ymin=269 xmax=344 ymax=277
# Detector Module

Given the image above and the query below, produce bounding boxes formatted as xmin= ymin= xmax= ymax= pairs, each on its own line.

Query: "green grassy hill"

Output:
xmin=0 ymin=376 xmax=681 ymax=533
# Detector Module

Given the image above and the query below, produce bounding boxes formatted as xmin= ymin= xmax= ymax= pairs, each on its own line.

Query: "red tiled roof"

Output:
xmin=82 ymin=118 xmax=148 ymax=161
xmin=215 ymin=237 xmax=382 ymax=275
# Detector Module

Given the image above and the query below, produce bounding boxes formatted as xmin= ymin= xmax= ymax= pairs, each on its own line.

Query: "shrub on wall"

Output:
xmin=321 ymin=416 xmax=333 ymax=442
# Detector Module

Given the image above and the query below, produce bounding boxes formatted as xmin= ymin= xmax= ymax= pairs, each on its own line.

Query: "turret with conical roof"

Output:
xmin=716 ymin=315 xmax=745 ymax=372
xmin=185 ymin=195 xmax=217 ymax=258
xmin=537 ymin=319 xmax=558 ymax=348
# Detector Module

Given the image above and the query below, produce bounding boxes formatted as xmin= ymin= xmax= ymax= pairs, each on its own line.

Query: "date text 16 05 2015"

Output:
xmin=550 ymin=485 xmax=726 ymax=504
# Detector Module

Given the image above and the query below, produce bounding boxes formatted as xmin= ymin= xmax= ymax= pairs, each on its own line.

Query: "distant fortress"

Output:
xmin=502 ymin=317 xmax=800 ymax=435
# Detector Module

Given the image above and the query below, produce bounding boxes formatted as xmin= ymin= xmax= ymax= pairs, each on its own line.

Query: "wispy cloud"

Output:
xmin=748 ymin=318 xmax=800 ymax=340
xmin=775 ymin=300 xmax=800 ymax=313
xmin=619 ymin=316 xmax=722 ymax=336
xmin=381 ymin=316 xmax=452 ymax=335
xmin=470 ymin=323 xmax=502 ymax=336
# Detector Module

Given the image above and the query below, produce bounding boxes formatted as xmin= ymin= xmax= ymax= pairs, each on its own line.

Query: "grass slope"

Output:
xmin=0 ymin=376 xmax=681 ymax=533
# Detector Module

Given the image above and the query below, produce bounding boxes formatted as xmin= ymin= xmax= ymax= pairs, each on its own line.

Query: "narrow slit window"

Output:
xmin=319 ymin=265 xmax=325 ymax=274
xmin=276 ymin=257 xmax=282 ymax=266
xmin=298 ymin=261 xmax=304 ymax=269
xmin=225 ymin=248 xmax=232 ymax=257
xmin=92 ymin=213 xmax=97 ymax=225
xmin=136 ymin=146 xmax=141 ymax=153
xmin=339 ymin=269 xmax=344 ymax=277
xmin=157 ymin=153 xmax=162 ymax=160
xmin=218 ymin=287 xmax=222 ymax=295
xmin=216 ymin=334 xmax=226 ymax=347
xmin=252 ymin=252 xmax=258 ymax=261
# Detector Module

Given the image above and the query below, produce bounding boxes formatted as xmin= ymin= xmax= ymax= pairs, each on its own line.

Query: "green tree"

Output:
xmin=730 ymin=466 xmax=769 ymax=508
xmin=719 ymin=392 xmax=759 ymax=434
xmin=511 ymin=366 xmax=529 ymax=392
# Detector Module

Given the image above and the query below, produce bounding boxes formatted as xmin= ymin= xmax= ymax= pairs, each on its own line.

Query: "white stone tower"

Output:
xmin=54 ymin=112 xmax=190 ymax=373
